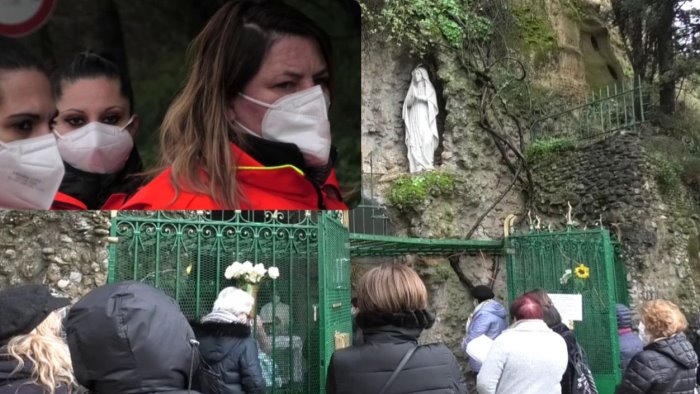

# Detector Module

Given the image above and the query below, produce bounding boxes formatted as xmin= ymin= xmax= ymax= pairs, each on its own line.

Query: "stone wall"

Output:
xmin=0 ymin=211 xmax=111 ymax=300
xmin=531 ymin=132 xmax=700 ymax=317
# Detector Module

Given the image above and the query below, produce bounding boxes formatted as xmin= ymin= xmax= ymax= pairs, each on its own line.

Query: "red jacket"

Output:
xmin=120 ymin=143 xmax=347 ymax=210
xmin=51 ymin=192 xmax=128 ymax=210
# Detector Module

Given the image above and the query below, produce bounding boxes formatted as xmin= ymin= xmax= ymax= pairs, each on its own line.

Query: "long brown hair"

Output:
xmin=158 ymin=0 xmax=332 ymax=208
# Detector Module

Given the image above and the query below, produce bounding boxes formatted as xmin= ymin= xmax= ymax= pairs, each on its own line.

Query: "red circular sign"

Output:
xmin=0 ymin=0 xmax=56 ymax=37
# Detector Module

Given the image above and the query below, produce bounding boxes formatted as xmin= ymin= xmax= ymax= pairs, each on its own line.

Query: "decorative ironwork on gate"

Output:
xmin=108 ymin=210 xmax=351 ymax=394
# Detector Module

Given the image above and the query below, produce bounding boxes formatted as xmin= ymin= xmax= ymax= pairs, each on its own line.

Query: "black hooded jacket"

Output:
xmin=190 ymin=321 xmax=265 ymax=394
xmin=616 ymin=333 xmax=698 ymax=394
xmin=0 ymin=353 xmax=69 ymax=394
xmin=327 ymin=310 xmax=468 ymax=394
xmin=65 ymin=281 xmax=201 ymax=394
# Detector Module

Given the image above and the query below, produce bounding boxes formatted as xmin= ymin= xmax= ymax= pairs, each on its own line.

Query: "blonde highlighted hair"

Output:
xmin=157 ymin=1 xmax=332 ymax=208
xmin=357 ymin=264 xmax=428 ymax=314
xmin=641 ymin=299 xmax=688 ymax=340
xmin=5 ymin=311 xmax=75 ymax=393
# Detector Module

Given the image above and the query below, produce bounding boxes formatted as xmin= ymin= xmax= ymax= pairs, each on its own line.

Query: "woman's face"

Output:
xmin=0 ymin=69 xmax=55 ymax=143
xmin=230 ymin=35 xmax=329 ymax=136
xmin=54 ymin=77 xmax=137 ymax=137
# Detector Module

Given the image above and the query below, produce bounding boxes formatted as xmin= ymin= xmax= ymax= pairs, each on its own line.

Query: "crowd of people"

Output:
xmin=0 ymin=0 xmax=348 ymax=211
xmin=3 ymin=264 xmax=700 ymax=393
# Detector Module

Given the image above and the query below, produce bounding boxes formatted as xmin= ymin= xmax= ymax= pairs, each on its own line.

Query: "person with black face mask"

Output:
xmin=51 ymin=51 xmax=143 ymax=209
xmin=120 ymin=0 xmax=347 ymax=210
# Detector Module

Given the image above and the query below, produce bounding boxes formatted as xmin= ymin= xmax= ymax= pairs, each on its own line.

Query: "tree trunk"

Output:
xmin=656 ymin=1 xmax=677 ymax=114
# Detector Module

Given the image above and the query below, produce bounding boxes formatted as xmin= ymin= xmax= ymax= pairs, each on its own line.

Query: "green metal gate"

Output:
xmin=505 ymin=228 xmax=622 ymax=394
xmin=108 ymin=211 xmax=351 ymax=394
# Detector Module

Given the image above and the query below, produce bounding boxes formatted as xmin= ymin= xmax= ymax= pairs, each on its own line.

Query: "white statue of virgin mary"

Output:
xmin=402 ymin=66 xmax=439 ymax=173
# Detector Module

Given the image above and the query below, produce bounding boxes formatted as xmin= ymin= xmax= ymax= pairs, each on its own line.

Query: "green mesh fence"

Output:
xmin=108 ymin=211 xmax=351 ymax=394
xmin=505 ymin=228 xmax=623 ymax=394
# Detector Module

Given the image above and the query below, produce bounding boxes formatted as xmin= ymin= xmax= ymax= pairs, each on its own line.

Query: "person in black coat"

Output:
xmin=0 ymin=285 xmax=73 ymax=394
xmin=616 ymin=299 xmax=698 ymax=394
xmin=191 ymin=287 xmax=266 ymax=394
xmin=327 ymin=263 xmax=468 ymax=394
xmin=65 ymin=281 xmax=202 ymax=394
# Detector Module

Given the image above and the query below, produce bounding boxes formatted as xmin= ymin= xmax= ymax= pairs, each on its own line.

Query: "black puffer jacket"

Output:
xmin=190 ymin=321 xmax=265 ymax=394
xmin=65 ymin=281 xmax=201 ymax=394
xmin=327 ymin=310 xmax=468 ymax=394
xmin=616 ymin=333 xmax=698 ymax=394
xmin=0 ymin=354 xmax=69 ymax=394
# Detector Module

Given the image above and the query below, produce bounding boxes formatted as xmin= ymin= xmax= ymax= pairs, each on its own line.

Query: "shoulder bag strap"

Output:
xmin=378 ymin=345 xmax=418 ymax=394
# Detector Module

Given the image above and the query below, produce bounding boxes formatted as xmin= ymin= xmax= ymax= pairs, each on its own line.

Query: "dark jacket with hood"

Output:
xmin=327 ymin=310 xmax=468 ymax=394
xmin=0 ymin=353 xmax=69 ymax=394
xmin=190 ymin=321 xmax=265 ymax=394
xmin=616 ymin=333 xmax=698 ymax=394
xmin=65 ymin=281 xmax=201 ymax=394
xmin=616 ymin=304 xmax=644 ymax=371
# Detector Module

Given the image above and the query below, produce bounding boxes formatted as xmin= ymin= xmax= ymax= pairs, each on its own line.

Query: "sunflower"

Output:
xmin=574 ymin=263 xmax=590 ymax=279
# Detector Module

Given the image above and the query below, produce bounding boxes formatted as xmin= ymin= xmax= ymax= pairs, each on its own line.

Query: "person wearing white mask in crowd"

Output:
xmin=616 ymin=299 xmax=698 ymax=393
xmin=51 ymin=51 xmax=143 ymax=209
xmin=121 ymin=0 xmax=347 ymax=210
xmin=0 ymin=37 xmax=65 ymax=210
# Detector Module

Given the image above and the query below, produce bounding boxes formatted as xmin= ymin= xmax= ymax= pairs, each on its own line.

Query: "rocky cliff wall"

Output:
xmin=0 ymin=211 xmax=111 ymax=300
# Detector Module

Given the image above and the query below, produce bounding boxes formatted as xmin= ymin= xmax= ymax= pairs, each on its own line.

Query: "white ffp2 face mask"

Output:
xmin=236 ymin=85 xmax=331 ymax=167
xmin=54 ymin=117 xmax=134 ymax=174
xmin=0 ymin=134 xmax=65 ymax=210
xmin=638 ymin=321 xmax=652 ymax=345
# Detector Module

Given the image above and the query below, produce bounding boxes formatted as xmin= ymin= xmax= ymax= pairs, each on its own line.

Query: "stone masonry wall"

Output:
xmin=0 ymin=211 xmax=111 ymax=301
xmin=531 ymin=131 xmax=700 ymax=317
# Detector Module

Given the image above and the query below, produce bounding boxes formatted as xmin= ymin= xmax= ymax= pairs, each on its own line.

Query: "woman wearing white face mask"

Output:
xmin=121 ymin=0 xmax=347 ymax=210
xmin=51 ymin=51 xmax=143 ymax=210
xmin=616 ymin=300 xmax=698 ymax=394
xmin=0 ymin=37 xmax=65 ymax=210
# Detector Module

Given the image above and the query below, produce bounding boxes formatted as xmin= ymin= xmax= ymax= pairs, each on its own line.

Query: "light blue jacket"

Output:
xmin=461 ymin=299 xmax=508 ymax=372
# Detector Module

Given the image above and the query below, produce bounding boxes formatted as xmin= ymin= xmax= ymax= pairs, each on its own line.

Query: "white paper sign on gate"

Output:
xmin=548 ymin=293 xmax=583 ymax=322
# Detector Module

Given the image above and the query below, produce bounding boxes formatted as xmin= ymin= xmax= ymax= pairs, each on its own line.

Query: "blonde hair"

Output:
xmin=641 ymin=299 xmax=688 ymax=340
xmin=357 ymin=264 xmax=428 ymax=314
xmin=5 ymin=312 xmax=75 ymax=393
xmin=157 ymin=1 xmax=332 ymax=208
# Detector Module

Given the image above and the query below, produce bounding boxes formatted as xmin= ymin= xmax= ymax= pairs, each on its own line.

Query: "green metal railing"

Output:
xmin=505 ymin=227 xmax=623 ymax=394
xmin=531 ymin=76 xmax=645 ymax=141
xmin=108 ymin=210 xmax=351 ymax=394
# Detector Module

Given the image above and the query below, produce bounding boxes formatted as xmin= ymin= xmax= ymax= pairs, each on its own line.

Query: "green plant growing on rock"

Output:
xmin=525 ymin=137 xmax=577 ymax=162
xmin=389 ymin=171 xmax=457 ymax=209
xmin=360 ymin=0 xmax=492 ymax=56
xmin=649 ymin=151 xmax=683 ymax=195
xmin=511 ymin=5 xmax=557 ymax=56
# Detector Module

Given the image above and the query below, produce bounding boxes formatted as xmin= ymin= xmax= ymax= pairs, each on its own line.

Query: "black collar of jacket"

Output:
xmin=58 ymin=147 xmax=144 ymax=209
xmin=355 ymin=309 xmax=435 ymax=330
xmin=190 ymin=321 xmax=251 ymax=338
xmin=237 ymin=133 xmax=337 ymax=176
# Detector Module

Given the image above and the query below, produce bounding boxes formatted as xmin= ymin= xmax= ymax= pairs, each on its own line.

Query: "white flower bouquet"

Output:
xmin=224 ymin=261 xmax=279 ymax=289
